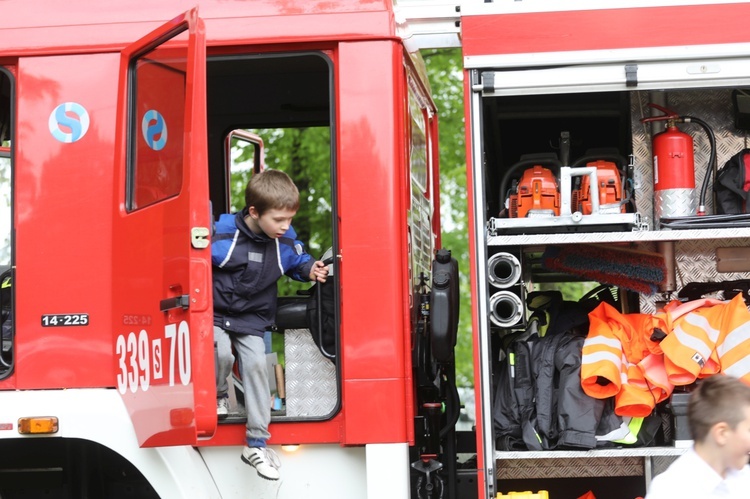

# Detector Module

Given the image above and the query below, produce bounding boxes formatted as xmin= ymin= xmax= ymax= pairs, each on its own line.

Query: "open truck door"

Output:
xmin=112 ymin=9 xmax=214 ymax=447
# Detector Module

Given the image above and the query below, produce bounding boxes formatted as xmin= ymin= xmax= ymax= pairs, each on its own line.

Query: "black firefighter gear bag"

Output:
xmin=492 ymin=291 xmax=624 ymax=451
xmin=715 ymin=148 xmax=750 ymax=214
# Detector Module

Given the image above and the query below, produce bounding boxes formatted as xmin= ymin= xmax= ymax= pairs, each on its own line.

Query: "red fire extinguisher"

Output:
xmin=641 ymin=103 xmax=716 ymax=220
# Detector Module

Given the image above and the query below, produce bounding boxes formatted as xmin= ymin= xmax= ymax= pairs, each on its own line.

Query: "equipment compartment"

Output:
xmin=477 ymin=83 xmax=750 ymax=497
xmin=487 ymin=92 xmax=640 ymax=235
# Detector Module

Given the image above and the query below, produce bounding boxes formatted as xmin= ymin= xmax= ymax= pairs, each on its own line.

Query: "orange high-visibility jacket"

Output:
xmin=659 ymin=293 xmax=750 ymax=385
xmin=581 ymin=302 xmax=669 ymax=417
xmin=582 ymin=296 xmax=750 ymax=417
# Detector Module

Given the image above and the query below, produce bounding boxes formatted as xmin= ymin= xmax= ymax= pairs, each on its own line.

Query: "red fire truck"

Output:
xmin=0 ymin=2 xmax=463 ymax=498
xmin=5 ymin=0 xmax=750 ymax=498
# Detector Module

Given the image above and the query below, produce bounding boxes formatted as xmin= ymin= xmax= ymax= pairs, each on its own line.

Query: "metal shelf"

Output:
xmin=487 ymin=227 xmax=750 ymax=247
xmin=496 ymin=446 xmax=686 ymax=460
xmin=495 ymin=447 xmax=687 ymax=480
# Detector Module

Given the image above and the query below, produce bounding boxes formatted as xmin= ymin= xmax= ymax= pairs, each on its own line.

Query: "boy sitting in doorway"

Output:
xmin=212 ymin=169 xmax=328 ymax=481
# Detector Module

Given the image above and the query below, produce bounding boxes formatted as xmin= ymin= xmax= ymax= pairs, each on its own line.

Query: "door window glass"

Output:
xmin=128 ymin=37 xmax=187 ymax=210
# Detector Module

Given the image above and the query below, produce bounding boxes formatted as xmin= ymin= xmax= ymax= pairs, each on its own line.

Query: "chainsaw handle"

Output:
xmin=640 ymin=103 xmax=680 ymax=123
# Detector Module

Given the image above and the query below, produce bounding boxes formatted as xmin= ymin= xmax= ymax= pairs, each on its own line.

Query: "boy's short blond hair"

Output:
xmin=688 ymin=374 xmax=750 ymax=442
xmin=245 ymin=170 xmax=300 ymax=215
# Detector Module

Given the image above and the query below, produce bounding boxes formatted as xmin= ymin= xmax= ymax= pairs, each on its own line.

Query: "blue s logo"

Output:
xmin=141 ymin=110 xmax=168 ymax=151
xmin=48 ymin=102 xmax=90 ymax=143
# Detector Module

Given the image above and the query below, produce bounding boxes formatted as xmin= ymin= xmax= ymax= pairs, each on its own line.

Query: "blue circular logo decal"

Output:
xmin=141 ymin=110 xmax=168 ymax=151
xmin=48 ymin=102 xmax=90 ymax=143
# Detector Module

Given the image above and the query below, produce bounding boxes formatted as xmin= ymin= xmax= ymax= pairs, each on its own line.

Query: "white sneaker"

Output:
xmin=241 ymin=446 xmax=281 ymax=481
xmin=217 ymin=397 xmax=230 ymax=418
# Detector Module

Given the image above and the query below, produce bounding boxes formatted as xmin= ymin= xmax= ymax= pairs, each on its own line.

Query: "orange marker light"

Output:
xmin=18 ymin=417 xmax=59 ymax=434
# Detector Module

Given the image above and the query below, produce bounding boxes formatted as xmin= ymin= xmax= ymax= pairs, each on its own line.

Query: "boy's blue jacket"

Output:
xmin=211 ymin=208 xmax=314 ymax=336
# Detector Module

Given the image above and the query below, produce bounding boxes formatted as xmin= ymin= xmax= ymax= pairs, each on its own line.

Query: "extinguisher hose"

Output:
xmin=682 ymin=116 xmax=716 ymax=214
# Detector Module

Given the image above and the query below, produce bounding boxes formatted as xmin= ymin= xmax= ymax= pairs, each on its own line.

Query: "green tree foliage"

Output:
xmin=422 ymin=48 xmax=474 ymax=387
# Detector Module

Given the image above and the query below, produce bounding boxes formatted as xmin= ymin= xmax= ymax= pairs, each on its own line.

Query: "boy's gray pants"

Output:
xmin=214 ymin=325 xmax=271 ymax=443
